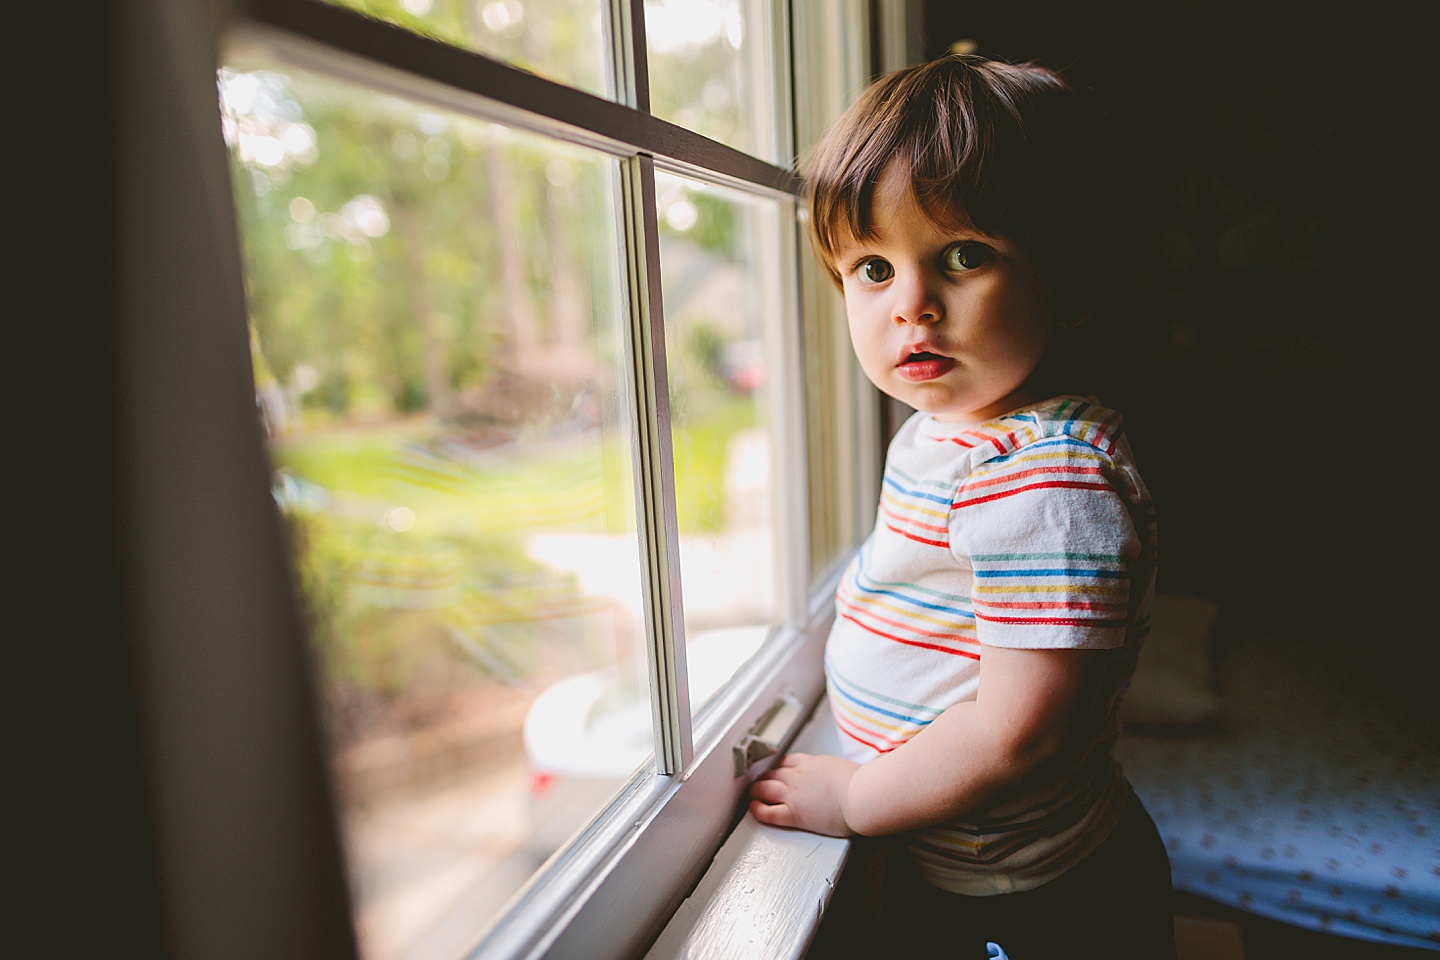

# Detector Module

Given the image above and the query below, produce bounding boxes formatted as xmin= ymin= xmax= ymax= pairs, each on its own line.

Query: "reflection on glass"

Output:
xmin=655 ymin=172 xmax=784 ymax=717
xmin=645 ymin=0 xmax=778 ymax=162
xmin=323 ymin=0 xmax=609 ymax=99
xmin=220 ymin=64 xmax=647 ymax=960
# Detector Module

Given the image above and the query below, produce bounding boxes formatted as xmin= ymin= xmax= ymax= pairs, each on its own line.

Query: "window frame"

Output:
xmin=228 ymin=0 xmax=815 ymax=779
xmin=111 ymin=0 xmax=888 ymax=957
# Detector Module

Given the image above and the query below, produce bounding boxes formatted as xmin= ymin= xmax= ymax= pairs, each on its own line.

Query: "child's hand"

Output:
xmin=747 ymin=753 xmax=860 ymax=838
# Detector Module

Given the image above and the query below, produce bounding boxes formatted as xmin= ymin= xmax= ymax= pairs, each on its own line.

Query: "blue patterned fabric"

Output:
xmin=1117 ymin=632 xmax=1439 ymax=951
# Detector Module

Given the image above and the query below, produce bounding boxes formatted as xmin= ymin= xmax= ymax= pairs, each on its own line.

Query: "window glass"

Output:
xmin=324 ymin=0 xmax=610 ymax=99
xmin=655 ymin=171 xmax=785 ymax=718
xmin=220 ymin=63 xmax=649 ymax=960
xmin=645 ymin=0 xmax=779 ymax=163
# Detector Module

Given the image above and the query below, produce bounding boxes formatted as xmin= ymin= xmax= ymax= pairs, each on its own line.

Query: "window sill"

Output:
xmin=642 ymin=708 xmax=850 ymax=960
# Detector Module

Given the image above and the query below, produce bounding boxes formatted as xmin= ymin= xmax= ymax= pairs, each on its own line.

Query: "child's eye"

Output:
xmin=855 ymin=258 xmax=894 ymax=284
xmin=942 ymin=241 xmax=994 ymax=272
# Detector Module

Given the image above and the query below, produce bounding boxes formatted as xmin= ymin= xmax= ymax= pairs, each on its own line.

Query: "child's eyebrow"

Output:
xmin=828 ymin=235 xmax=874 ymax=264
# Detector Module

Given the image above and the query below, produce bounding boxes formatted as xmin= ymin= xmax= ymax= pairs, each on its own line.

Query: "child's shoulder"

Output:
xmin=1009 ymin=394 xmax=1130 ymax=458
xmin=891 ymin=395 xmax=1149 ymax=502
xmin=902 ymin=394 xmax=1129 ymax=466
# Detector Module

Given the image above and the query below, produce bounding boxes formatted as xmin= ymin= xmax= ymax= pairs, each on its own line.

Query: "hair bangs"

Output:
xmin=805 ymin=58 xmax=1017 ymax=284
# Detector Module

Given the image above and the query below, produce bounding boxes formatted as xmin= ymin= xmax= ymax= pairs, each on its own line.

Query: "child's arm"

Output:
xmin=748 ymin=644 xmax=1101 ymax=837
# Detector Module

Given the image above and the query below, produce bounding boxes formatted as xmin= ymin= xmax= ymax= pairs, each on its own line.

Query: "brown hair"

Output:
xmin=806 ymin=54 xmax=1123 ymax=325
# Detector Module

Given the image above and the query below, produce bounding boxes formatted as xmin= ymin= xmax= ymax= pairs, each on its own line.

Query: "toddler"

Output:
xmin=749 ymin=54 xmax=1176 ymax=959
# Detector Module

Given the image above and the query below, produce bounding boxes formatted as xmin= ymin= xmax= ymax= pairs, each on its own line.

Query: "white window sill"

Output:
xmin=643 ymin=708 xmax=850 ymax=960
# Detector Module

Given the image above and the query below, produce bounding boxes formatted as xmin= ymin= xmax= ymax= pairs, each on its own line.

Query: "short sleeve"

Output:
xmin=949 ymin=436 xmax=1141 ymax=650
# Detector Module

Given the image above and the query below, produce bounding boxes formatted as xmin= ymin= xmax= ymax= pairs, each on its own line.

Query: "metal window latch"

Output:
xmin=733 ymin=693 xmax=807 ymax=777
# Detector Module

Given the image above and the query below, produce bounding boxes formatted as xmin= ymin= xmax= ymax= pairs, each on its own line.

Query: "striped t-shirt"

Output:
xmin=825 ymin=394 xmax=1158 ymax=895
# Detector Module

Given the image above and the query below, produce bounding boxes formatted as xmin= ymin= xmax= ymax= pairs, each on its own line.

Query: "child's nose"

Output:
xmin=890 ymin=271 xmax=942 ymax=326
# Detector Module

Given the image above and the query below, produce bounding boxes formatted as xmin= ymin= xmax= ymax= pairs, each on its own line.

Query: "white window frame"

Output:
xmin=108 ymin=0 xmax=898 ymax=957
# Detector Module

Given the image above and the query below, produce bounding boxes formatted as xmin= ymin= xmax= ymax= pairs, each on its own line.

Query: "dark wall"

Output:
xmin=922 ymin=3 xmax=1418 ymax=636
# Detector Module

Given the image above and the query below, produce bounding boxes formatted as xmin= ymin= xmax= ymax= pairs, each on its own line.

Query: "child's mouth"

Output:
xmin=897 ymin=351 xmax=955 ymax=382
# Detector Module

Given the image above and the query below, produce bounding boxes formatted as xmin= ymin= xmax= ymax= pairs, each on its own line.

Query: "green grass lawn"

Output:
xmin=273 ymin=394 xmax=756 ymax=536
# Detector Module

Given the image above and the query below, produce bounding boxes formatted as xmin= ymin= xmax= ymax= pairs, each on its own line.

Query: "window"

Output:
xmin=115 ymin=0 xmax=882 ymax=957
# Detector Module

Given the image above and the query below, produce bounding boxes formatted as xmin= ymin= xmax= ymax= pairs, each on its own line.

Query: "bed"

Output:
xmin=1114 ymin=594 xmax=1439 ymax=952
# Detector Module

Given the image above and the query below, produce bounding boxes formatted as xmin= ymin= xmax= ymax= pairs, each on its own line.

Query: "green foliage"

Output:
xmin=284 ymin=500 xmax=561 ymax=745
xmin=274 ymin=391 xmax=750 ymax=744
xmin=684 ymin=321 xmax=727 ymax=384
xmin=274 ymin=426 xmax=629 ymax=744
xmin=219 ymin=20 xmax=758 ymax=749
xmin=671 ymin=395 xmax=754 ymax=533
xmin=321 ymin=0 xmax=609 ymax=95
xmin=661 ymin=190 xmax=738 ymax=253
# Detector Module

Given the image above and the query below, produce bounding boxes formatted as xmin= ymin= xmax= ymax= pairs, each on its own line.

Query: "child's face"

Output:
xmin=833 ymin=164 xmax=1057 ymax=424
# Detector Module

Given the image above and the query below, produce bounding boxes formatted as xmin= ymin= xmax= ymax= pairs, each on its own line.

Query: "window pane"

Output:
xmin=645 ymin=0 xmax=779 ymax=163
xmin=324 ymin=0 xmax=610 ymax=99
xmin=655 ymin=172 xmax=786 ymax=719
xmin=220 ymin=63 xmax=650 ymax=960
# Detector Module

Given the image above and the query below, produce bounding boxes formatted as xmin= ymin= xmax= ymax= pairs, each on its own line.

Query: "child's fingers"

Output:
xmin=749 ymin=799 xmax=796 ymax=828
xmin=749 ymin=777 xmax=788 ymax=804
xmin=750 ymin=753 xmax=804 ymax=784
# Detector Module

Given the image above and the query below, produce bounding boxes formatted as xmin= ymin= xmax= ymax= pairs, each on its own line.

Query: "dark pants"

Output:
xmin=812 ymin=787 xmax=1177 ymax=960
xmin=875 ymin=787 xmax=1177 ymax=959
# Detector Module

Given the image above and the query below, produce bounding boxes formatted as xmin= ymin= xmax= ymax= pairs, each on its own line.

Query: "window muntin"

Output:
xmin=644 ymin=0 xmax=781 ymax=163
xmin=321 ymin=0 xmax=611 ymax=99
xmin=311 ymin=0 xmax=786 ymax=164
xmin=222 ymin=62 xmax=654 ymax=957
